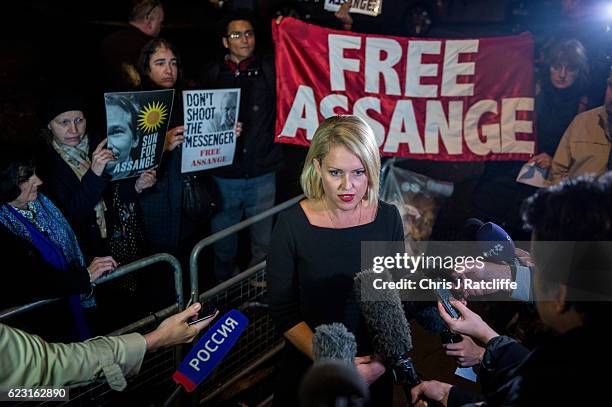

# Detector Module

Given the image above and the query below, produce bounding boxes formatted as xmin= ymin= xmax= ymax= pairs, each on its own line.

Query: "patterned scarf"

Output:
xmin=51 ymin=135 xmax=108 ymax=238
xmin=0 ymin=194 xmax=94 ymax=338
xmin=0 ymin=194 xmax=85 ymax=266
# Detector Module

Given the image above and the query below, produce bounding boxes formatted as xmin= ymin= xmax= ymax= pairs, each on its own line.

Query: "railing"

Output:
xmin=0 ymin=253 xmax=184 ymax=322
xmin=3 ymin=192 xmax=305 ymax=405
xmin=2 ymin=253 xmax=186 ymax=406
xmin=189 ymin=194 xmax=304 ymax=301
xmin=195 ymin=261 xmax=284 ymax=405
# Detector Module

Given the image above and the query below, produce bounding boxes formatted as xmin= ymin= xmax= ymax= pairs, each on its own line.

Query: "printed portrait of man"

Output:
xmin=104 ymin=94 xmax=141 ymax=179
xmin=209 ymin=91 xmax=238 ymax=133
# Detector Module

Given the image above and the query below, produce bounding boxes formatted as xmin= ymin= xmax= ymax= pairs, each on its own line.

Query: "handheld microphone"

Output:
xmin=476 ymin=222 xmax=516 ymax=264
xmin=462 ymin=218 xmax=516 ymax=263
xmin=302 ymin=324 xmax=369 ymax=406
xmin=166 ymin=309 xmax=248 ymax=405
xmin=354 ymin=270 xmax=420 ymax=390
xmin=299 ymin=360 xmax=370 ymax=407
xmin=312 ymin=322 xmax=357 ymax=363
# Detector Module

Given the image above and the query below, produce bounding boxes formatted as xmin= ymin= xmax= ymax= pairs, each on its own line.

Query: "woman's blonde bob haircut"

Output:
xmin=300 ymin=115 xmax=380 ymax=205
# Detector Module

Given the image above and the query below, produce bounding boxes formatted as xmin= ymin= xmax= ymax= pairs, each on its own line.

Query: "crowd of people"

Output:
xmin=2 ymin=0 xmax=612 ymax=405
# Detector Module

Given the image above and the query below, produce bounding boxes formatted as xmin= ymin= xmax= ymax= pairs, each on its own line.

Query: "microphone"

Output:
xmin=476 ymin=222 xmax=516 ymax=264
xmin=312 ymin=322 xmax=357 ymax=363
xmin=299 ymin=360 xmax=369 ymax=407
xmin=301 ymin=323 xmax=369 ymax=406
xmin=164 ymin=309 xmax=249 ymax=405
xmin=354 ymin=270 xmax=420 ymax=392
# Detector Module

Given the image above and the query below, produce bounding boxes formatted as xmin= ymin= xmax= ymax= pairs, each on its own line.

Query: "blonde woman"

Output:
xmin=266 ymin=115 xmax=404 ymax=406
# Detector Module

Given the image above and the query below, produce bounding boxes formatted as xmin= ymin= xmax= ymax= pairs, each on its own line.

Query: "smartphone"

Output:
xmin=188 ymin=309 xmax=218 ymax=326
xmin=434 ymin=288 xmax=461 ymax=319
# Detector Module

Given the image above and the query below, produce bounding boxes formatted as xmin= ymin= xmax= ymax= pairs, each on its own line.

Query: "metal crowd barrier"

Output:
xmin=195 ymin=261 xmax=284 ymax=405
xmin=189 ymin=194 xmax=304 ymax=302
xmin=3 ymin=193 xmax=304 ymax=406
xmin=0 ymin=253 xmax=184 ymax=322
xmin=186 ymin=195 xmax=304 ymax=405
xmin=2 ymin=253 xmax=186 ymax=406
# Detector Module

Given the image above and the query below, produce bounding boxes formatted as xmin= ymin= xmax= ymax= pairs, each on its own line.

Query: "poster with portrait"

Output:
xmin=103 ymin=89 xmax=174 ymax=181
xmin=181 ymin=88 xmax=241 ymax=173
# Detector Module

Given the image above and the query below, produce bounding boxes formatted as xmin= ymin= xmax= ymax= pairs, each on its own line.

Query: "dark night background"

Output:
xmin=0 ymin=0 xmax=606 ymax=148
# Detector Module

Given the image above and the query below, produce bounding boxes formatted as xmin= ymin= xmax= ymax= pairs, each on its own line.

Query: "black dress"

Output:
xmin=266 ymin=200 xmax=404 ymax=406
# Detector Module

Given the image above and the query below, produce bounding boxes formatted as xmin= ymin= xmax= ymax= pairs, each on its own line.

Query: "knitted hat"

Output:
xmin=42 ymin=90 xmax=85 ymax=126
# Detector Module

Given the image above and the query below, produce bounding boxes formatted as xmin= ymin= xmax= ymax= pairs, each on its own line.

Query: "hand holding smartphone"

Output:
xmin=434 ymin=287 xmax=461 ymax=320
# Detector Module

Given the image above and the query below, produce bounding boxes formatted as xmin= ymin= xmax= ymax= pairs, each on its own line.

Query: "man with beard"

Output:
xmin=548 ymin=70 xmax=612 ymax=184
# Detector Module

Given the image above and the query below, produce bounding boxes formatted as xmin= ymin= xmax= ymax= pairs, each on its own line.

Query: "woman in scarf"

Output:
xmin=137 ymin=38 xmax=222 ymax=261
xmin=136 ymin=38 xmax=186 ymax=258
xmin=471 ymin=38 xmax=589 ymax=239
xmin=37 ymin=92 xmax=156 ymax=263
xmin=0 ymin=150 xmax=117 ymax=340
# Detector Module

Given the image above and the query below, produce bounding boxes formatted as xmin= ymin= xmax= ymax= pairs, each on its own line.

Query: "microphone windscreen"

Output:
xmin=476 ymin=222 xmax=516 ymax=263
xmin=299 ymin=359 xmax=369 ymax=407
xmin=313 ymin=323 xmax=357 ymax=363
xmin=354 ymin=270 xmax=412 ymax=358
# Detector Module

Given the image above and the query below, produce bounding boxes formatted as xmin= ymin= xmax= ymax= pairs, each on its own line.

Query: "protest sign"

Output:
xmin=182 ymin=88 xmax=241 ymax=173
xmin=272 ymin=18 xmax=535 ymax=161
xmin=104 ymin=89 xmax=174 ymax=180
xmin=324 ymin=0 xmax=383 ymax=17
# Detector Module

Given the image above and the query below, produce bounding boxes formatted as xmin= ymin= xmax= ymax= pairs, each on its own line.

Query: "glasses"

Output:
xmin=227 ymin=30 xmax=255 ymax=40
xmin=54 ymin=117 xmax=85 ymax=128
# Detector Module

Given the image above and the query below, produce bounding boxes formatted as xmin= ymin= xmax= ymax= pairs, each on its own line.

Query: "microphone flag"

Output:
xmin=173 ymin=309 xmax=249 ymax=392
xmin=476 ymin=222 xmax=516 ymax=263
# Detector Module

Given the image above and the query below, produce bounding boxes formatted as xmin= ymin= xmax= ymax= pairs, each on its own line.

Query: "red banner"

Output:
xmin=272 ymin=18 xmax=535 ymax=161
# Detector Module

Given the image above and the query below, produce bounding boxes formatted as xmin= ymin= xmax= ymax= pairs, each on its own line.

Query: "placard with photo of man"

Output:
xmin=103 ymin=89 xmax=174 ymax=181
xmin=181 ymin=88 xmax=241 ymax=173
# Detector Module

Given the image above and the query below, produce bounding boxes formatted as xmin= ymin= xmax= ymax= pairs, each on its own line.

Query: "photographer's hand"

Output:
xmin=438 ymin=300 xmax=499 ymax=345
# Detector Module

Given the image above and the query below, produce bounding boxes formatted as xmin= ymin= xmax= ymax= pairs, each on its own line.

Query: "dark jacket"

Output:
xmin=0 ymin=224 xmax=92 ymax=342
xmin=535 ymin=80 xmax=586 ymax=157
xmin=448 ymin=327 xmax=609 ymax=406
xmin=0 ymin=225 xmax=91 ymax=309
xmin=37 ymin=138 xmax=137 ymax=260
xmin=138 ymin=89 xmax=184 ymax=254
xmin=471 ymin=80 xmax=585 ymax=238
xmin=100 ymin=25 xmax=152 ymax=91
xmin=200 ymin=54 xmax=283 ymax=179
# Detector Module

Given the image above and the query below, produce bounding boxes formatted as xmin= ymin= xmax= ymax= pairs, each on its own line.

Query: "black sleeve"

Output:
xmin=2 ymin=230 xmax=91 ymax=308
xmin=17 ymin=264 xmax=91 ymax=306
xmin=448 ymin=386 xmax=485 ymax=407
xmin=479 ymin=336 xmax=531 ymax=395
xmin=44 ymin=168 xmax=108 ymax=225
xmin=266 ymin=210 xmax=302 ymax=334
xmin=389 ymin=202 xmax=405 ymax=242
